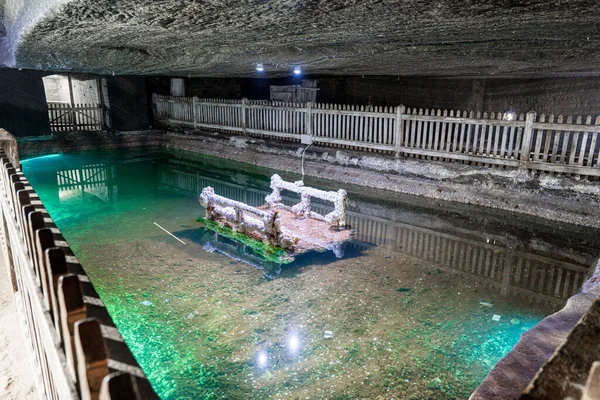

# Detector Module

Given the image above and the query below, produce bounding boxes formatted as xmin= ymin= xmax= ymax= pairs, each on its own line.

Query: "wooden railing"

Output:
xmin=153 ymin=94 xmax=600 ymax=179
xmin=0 ymin=131 xmax=157 ymax=399
xmin=47 ymin=102 xmax=104 ymax=132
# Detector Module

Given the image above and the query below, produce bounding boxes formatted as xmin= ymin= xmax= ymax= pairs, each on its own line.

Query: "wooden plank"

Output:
xmin=525 ymin=160 xmax=600 ymax=176
xmin=520 ymin=112 xmax=536 ymax=163
xmin=533 ymin=114 xmax=546 ymax=161
xmin=245 ymin=128 xmax=300 ymax=140
xmin=75 ymin=318 xmax=109 ymax=400
xmin=100 ymin=372 xmax=141 ymax=400
xmin=313 ymin=136 xmax=394 ymax=151
xmin=533 ymin=121 xmax=600 ymax=133
xmin=400 ymin=146 xmax=520 ymax=167
xmin=57 ymin=274 xmax=86 ymax=381
xmin=587 ymin=116 xmax=600 ymax=168
xmin=560 ymin=116 xmax=574 ymax=164
xmin=569 ymin=116 xmax=583 ymax=165
xmin=405 ymin=113 xmax=525 ymax=127
xmin=579 ymin=116 xmax=592 ymax=167
xmin=550 ymin=115 xmax=564 ymax=164
xmin=416 ymin=109 xmax=424 ymax=150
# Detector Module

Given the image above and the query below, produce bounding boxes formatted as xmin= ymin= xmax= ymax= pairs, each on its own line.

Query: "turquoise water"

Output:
xmin=22 ymin=149 xmax=600 ymax=399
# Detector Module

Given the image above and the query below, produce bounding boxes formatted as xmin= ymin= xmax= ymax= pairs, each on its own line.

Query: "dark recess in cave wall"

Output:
xmin=106 ymin=76 xmax=149 ymax=131
xmin=153 ymin=75 xmax=600 ymax=116
xmin=0 ymin=70 xmax=51 ymax=137
xmin=315 ymin=76 xmax=600 ymax=116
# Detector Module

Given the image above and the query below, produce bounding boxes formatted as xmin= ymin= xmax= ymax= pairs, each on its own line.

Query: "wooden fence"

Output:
xmin=47 ymin=102 xmax=104 ymax=132
xmin=153 ymin=94 xmax=600 ymax=179
xmin=159 ymin=163 xmax=592 ymax=308
xmin=0 ymin=132 xmax=157 ymax=399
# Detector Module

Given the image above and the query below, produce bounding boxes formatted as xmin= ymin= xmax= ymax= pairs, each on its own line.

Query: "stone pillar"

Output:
xmin=170 ymin=78 xmax=185 ymax=97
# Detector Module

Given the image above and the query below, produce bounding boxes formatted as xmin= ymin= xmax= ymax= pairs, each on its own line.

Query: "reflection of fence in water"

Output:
xmin=159 ymin=166 xmax=589 ymax=306
xmin=56 ymin=164 xmax=116 ymax=203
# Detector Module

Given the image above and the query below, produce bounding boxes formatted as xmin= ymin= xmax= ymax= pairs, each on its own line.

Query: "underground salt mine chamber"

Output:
xmin=2 ymin=2 xmax=600 ymax=400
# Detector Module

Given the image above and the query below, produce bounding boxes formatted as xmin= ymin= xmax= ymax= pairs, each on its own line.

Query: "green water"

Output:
xmin=22 ymin=149 xmax=600 ymax=399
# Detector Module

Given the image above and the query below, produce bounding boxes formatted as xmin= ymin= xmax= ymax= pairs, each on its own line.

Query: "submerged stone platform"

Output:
xmin=199 ymin=174 xmax=354 ymax=265
xmin=264 ymin=207 xmax=353 ymax=258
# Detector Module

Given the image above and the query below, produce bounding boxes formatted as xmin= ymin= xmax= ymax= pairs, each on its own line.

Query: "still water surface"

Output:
xmin=22 ymin=149 xmax=600 ymax=399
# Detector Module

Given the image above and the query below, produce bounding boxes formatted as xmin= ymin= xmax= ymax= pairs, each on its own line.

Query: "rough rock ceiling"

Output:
xmin=5 ymin=0 xmax=600 ymax=78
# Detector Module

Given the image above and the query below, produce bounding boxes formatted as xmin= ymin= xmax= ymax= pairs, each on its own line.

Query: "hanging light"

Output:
xmin=293 ymin=66 xmax=302 ymax=75
xmin=256 ymin=63 xmax=265 ymax=72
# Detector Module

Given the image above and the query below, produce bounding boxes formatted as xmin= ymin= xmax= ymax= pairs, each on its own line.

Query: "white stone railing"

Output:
xmin=199 ymin=186 xmax=295 ymax=248
xmin=265 ymin=174 xmax=348 ymax=228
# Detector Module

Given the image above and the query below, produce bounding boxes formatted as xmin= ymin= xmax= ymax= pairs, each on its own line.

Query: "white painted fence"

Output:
xmin=47 ymin=102 xmax=104 ymax=132
xmin=153 ymin=94 xmax=600 ymax=179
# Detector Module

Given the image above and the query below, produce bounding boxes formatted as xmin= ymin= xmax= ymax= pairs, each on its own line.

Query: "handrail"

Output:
xmin=200 ymin=186 xmax=294 ymax=248
xmin=0 ymin=130 xmax=156 ymax=399
xmin=154 ymin=94 xmax=600 ymax=178
xmin=265 ymin=174 xmax=348 ymax=227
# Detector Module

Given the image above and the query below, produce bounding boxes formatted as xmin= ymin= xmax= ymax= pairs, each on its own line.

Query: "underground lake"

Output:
xmin=21 ymin=148 xmax=600 ymax=400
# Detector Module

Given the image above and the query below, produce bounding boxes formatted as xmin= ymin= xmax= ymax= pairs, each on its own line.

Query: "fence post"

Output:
xmin=241 ymin=98 xmax=247 ymax=135
xmin=394 ymin=105 xmax=405 ymax=157
xmin=75 ymin=317 xmax=109 ymax=400
xmin=99 ymin=372 xmax=141 ymax=400
xmin=520 ymin=111 xmax=536 ymax=168
xmin=192 ymin=97 xmax=198 ymax=129
xmin=58 ymin=274 xmax=86 ymax=381
xmin=302 ymin=102 xmax=312 ymax=144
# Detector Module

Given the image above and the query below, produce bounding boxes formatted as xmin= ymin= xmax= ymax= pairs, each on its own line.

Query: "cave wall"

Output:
xmin=314 ymin=76 xmax=600 ymax=116
xmin=105 ymin=76 xmax=149 ymax=131
xmin=158 ymin=75 xmax=600 ymax=117
xmin=0 ymin=70 xmax=51 ymax=137
xmin=483 ymin=78 xmax=600 ymax=117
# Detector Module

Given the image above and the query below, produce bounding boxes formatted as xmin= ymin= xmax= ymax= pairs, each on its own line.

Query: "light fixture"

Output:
xmin=504 ymin=107 xmax=516 ymax=121
xmin=293 ymin=66 xmax=302 ymax=75
xmin=256 ymin=63 xmax=265 ymax=72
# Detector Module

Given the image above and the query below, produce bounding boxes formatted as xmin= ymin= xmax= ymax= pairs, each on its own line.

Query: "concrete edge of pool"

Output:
xmin=16 ymin=129 xmax=600 ymax=399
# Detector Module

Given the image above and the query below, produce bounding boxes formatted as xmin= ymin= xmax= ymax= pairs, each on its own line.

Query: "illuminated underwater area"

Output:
xmin=22 ymin=149 xmax=600 ymax=399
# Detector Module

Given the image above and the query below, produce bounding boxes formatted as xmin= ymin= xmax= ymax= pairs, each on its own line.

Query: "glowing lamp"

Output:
xmin=504 ymin=107 xmax=516 ymax=121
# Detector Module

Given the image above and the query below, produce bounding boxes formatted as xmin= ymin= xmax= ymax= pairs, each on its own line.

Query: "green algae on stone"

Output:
xmin=197 ymin=217 xmax=294 ymax=264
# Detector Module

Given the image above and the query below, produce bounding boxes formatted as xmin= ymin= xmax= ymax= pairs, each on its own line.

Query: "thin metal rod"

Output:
xmin=153 ymin=222 xmax=186 ymax=244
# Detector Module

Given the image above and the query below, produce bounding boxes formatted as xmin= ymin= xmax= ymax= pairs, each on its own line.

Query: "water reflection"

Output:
xmin=22 ymin=149 xmax=600 ymax=399
xmin=155 ymin=152 xmax=597 ymax=309
xmin=57 ymin=163 xmax=117 ymax=204
xmin=30 ymin=150 xmax=598 ymax=308
xmin=197 ymin=228 xmax=283 ymax=278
